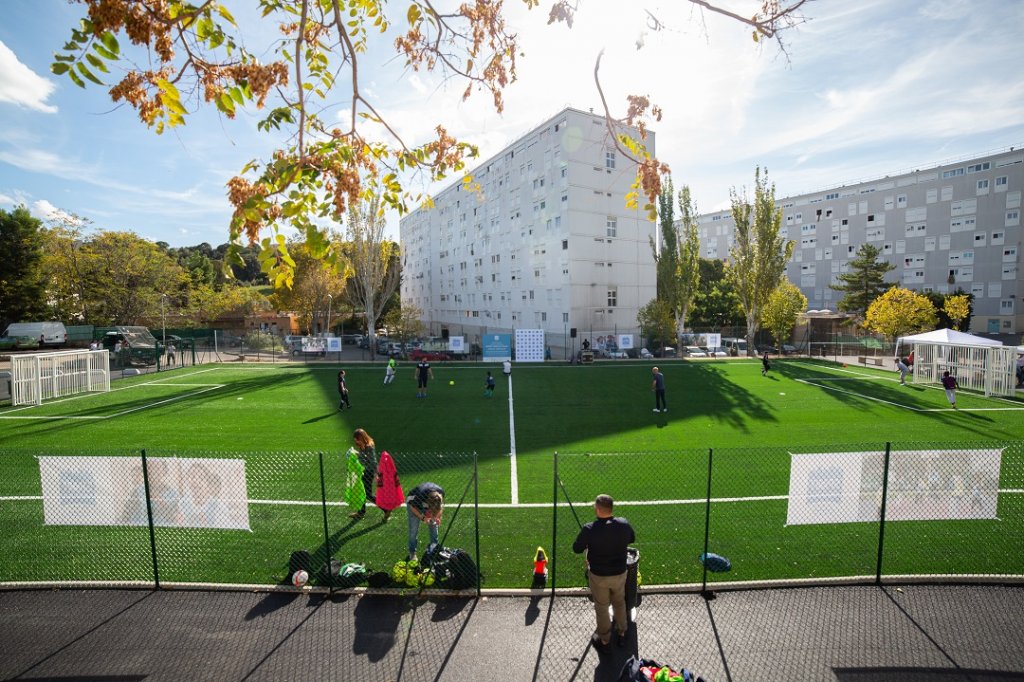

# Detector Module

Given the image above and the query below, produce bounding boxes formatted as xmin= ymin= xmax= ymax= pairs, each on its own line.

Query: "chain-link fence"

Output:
xmin=1 ymin=442 xmax=1021 ymax=591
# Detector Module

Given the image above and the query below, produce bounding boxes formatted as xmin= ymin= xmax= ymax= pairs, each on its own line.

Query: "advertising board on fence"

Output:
xmin=39 ymin=456 xmax=251 ymax=530
xmin=514 ymin=329 xmax=545 ymax=362
xmin=482 ymin=334 xmax=512 ymax=361
xmin=787 ymin=449 xmax=1002 ymax=526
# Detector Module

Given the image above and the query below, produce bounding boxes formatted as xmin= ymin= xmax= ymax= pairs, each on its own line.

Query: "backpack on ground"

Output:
xmin=618 ymin=656 xmax=705 ymax=682
xmin=424 ymin=545 xmax=478 ymax=590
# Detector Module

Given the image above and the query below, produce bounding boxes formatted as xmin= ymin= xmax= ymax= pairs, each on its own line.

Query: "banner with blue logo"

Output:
xmin=482 ymin=334 xmax=512 ymax=361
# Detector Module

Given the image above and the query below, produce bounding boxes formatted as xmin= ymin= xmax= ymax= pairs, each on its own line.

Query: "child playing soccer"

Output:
xmin=941 ymin=370 xmax=959 ymax=408
xmin=484 ymin=371 xmax=496 ymax=397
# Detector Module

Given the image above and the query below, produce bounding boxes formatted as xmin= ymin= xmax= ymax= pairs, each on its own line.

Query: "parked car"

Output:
xmin=684 ymin=346 xmax=707 ymax=358
xmin=653 ymin=346 xmax=677 ymax=358
xmin=639 ymin=348 xmax=654 ymax=359
xmin=781 ymin=344 xmax=798 ymax=355
xmin=409 ymin=348 xmax=448 ymax=361
xmin=704 ymin=346 xmax=729 ymax=357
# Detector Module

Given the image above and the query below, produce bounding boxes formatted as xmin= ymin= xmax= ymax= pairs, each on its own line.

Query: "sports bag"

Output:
xmin=424 ymin=546 xmax=478 ymax=590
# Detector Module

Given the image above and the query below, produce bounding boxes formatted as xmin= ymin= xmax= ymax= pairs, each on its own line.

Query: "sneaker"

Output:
xmin=348 ymin=511 xmax=365 ymax=520
xmin=408 ymin=552 xmax=417 ymax=562
xmin=591 ymin=633 xmax=610 ymax=649
xmin=653 ymin=408 xmax=660 ymax=413
xmin=382 ymin=510 xmax=392 ymax=523
xmin=662 ymin=408 xmax=668 ymax=412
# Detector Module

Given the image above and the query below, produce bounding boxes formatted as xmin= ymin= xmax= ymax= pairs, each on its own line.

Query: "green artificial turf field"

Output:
xmin=1 ymin=358 xmax=1021 ymax=588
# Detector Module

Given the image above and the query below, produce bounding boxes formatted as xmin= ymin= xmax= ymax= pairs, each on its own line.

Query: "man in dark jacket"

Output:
xmin=572 ymin=494 xmax=635 ymax=648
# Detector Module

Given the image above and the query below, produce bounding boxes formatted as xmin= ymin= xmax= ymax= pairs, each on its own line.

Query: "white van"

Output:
xmin=2 ymin=321 xmax=67 ymax=347
xmin=722 ymin=337 xmax=748 ymax=357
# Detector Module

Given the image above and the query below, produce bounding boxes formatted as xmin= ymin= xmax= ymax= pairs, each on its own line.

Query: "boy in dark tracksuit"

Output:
xmin=337 ymin=370 xmax=351 ymax=410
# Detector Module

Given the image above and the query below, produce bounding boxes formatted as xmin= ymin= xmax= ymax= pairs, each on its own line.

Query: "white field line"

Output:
xmin=508 ymin=372 xmax=518 ymax=505
xmin=0 ymin=366 xmax=223 ymax=416
xmin=0 ymin=384 xmax=226 ymax=420
xmin=798 ymin=377 xmax=1024 ymax=412
xmin=4 ymin=490 xmax=1023 ymax=506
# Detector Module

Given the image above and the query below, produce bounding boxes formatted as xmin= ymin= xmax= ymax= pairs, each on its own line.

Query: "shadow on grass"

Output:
xmin=777 ymin=361 xmax=1003 ymax=441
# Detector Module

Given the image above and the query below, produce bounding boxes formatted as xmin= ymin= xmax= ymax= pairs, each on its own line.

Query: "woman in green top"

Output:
xmin=349 ymin=428 xmax=387 ymax=520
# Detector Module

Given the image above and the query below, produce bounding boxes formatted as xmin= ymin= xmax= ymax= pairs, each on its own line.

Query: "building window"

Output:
xmin=607 ymin=288 xmax=617 ymax=307
xmin=605 ymin=151 xmax=616 ymax=169
xmin=606 ymin=216 xmax=617 ymax=237
xmin=562 ymin=239 xmax=568 ymax=250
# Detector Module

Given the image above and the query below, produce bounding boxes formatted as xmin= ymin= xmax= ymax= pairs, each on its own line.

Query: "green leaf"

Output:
xmin=50 ymin=62 xmax=71 ymax=75
xmin=229 ymin=86 xmax=244 ymax=105
xmin=75 ymin=62 xmax=103 ymax=86
xmin=66 ymin=68 xmax=84 ymax=88
xmin=196 ymin=16 xmax=213 ymax=40
xmin=407 ymin=3 xmax=421 ymax=25
xmin=218 ymin=92 xmax=236 ymax=114
xmin=216 ymin=3 xmax=237 ymax=25
xmin=93 ymin=43 xmax=117 ymax=60
xmin=100 ymin=31 xmax=119 ymax=56
xmin=86 ymin=53 xmax=109 ymax=73
xmin=63 ymin=41 xmax=79 ymax=52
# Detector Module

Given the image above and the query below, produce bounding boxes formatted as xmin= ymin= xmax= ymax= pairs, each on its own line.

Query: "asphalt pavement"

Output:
xmin=2 ymin=584 xmax=1024 ymax=681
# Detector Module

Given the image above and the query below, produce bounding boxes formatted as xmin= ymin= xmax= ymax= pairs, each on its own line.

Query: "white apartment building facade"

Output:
xmin=697 ymin=148 xmax=1024 ymax=335
xmin=400 ymin=108 xmax=657 ymax=356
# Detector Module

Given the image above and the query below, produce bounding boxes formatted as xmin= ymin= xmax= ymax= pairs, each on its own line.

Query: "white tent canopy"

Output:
xmin=897 ymin=328 xmax=1003 ymax=348
xmin=898 ymin=329 xmax=1014 ymax=397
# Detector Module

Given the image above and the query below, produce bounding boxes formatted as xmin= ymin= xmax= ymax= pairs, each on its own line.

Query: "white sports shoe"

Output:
xmin=653 ymin=408 xmax=660 ymax=413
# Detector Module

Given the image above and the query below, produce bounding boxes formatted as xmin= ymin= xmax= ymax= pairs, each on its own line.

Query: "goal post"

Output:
xmin=11 ymin=350 xmax=111 ymax=406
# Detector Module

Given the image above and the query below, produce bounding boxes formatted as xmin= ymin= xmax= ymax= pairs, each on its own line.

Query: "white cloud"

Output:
xmin=29 ymin=199 xmax=79 ymax=224
xmin=0 ymin=192 xmax=14 ymax=205
xmin=0 ymin=41 xmax=57 ymax=113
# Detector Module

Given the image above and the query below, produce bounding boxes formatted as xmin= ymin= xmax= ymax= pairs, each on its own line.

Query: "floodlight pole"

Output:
xmin=326 ymin=294 xmax=333 ymax=337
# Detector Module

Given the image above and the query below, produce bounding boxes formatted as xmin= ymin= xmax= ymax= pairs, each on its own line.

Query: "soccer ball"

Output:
xmin=449 ymin=380 xmax=455 ymax=386
xmin=292 ymin=569 xmax=309 ymax=587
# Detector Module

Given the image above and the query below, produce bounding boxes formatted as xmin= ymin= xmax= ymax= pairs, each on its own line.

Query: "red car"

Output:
xmin=409 ymin=348 xmax=448 ymax=361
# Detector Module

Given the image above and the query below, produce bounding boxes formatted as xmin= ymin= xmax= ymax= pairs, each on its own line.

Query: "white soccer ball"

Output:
xmin=292 ymin=569 xmax=309 ymax=587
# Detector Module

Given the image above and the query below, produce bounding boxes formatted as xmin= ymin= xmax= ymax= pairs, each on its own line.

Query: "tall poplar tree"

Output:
xmin=727 ymin=168 xmax=795 ymax=355
xmin=345 ymin=194 xmax=402 ymax=355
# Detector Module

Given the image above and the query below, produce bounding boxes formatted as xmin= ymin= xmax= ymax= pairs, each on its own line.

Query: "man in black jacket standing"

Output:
xmin=572 ymin=494 xmax=635 ymax=649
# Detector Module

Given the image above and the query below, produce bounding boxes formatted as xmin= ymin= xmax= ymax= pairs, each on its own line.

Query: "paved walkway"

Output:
xmin=2 ymin=584 xmax=1023 ymax=681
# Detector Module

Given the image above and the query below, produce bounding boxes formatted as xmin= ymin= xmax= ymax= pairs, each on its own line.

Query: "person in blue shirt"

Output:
xmin=651 ymin=366 xmax=666 ymax=413
xmin=405 ymin=482 xmax=444 ymax=561
xmin=484 ymin=371 xmax=496 ymax=397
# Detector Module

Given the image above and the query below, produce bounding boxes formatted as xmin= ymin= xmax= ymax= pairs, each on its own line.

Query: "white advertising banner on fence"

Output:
xmin=514 ymin=329 xmax=545 ymax=362
xmin=787 ymin=449 xmax=1002 ymax=526
xmin=39 ymin=456 xmax=251 ymax=530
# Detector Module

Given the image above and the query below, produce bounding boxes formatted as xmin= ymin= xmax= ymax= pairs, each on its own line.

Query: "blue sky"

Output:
xmin=1 ymin=0 xmax=1023 ymax=247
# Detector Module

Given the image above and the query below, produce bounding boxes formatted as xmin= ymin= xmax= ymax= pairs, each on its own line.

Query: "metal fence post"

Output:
xmin=140 ymin=449 xmax=160 ymax=589
xmin=318 ymin=451 xmax=333 ymax=592
xmin=551 ymin=451 xmax=558 ymax=595
xmin=701 ymin=448 xmax=714 ymax=595
xmin=875 ymin=442 xmax=892 ymax=585
xmin=474 ymin=452 xmax=481 ymax=598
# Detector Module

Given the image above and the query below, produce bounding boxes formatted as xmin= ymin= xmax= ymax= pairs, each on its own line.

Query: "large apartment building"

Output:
xmin=697 ymin=148 xmax=1024 ymax=335
xmin=400 ymin=108 xmax=657 ymax=356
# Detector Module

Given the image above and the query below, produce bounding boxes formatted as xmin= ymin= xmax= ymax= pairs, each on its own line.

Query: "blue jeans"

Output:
xmin=407 ymin=504 xmax=438 ymax=556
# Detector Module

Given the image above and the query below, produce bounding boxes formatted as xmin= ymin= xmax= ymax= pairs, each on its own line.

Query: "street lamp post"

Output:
xmin=326 ymin=294 xmax=333 ymax=357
